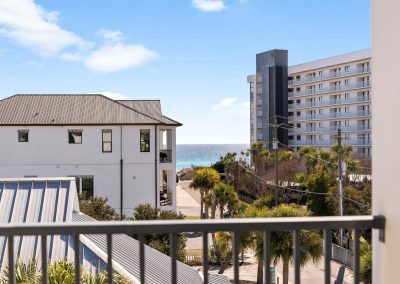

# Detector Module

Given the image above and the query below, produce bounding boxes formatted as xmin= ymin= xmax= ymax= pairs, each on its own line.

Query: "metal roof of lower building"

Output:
xmin=0 ymin=177 xmax=229 ymax=284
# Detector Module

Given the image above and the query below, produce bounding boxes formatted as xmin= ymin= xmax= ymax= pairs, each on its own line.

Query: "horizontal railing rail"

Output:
xmin=288 ymin=67 xmax=370 ymax=86
xmin=289 ymin=81 xmax=370 ymax=98
xmin=0 ymin=215 xmax=385 ymax=284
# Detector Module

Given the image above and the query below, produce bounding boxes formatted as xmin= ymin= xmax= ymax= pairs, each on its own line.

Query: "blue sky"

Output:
xmin=0 ymin=0 xmax=371 ymax=144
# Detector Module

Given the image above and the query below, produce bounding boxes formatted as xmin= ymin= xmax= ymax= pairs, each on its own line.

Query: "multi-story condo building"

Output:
xmin=248 ymin=49 xmax=371 ymax=158
xmin=0 ymin=94 xmax=182 ymax=216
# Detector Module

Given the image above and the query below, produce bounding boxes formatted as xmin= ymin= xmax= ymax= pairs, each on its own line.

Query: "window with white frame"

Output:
xmin=102 ymin=129 xmax=112 ymax=152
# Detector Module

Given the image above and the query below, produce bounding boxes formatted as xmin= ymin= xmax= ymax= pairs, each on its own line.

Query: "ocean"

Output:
xmin=176 ymin=144 xmax=249 ymax=171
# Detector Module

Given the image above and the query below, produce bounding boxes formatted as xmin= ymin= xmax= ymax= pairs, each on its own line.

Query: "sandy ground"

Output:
xmin=176 ymin=180 xmax=353 ymax=284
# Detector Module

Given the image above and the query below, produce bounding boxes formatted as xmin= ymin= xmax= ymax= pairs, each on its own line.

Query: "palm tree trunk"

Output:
xmin=257 ymin=259 xmax=263 ymax=284
xmin=282 ymin=259 xmax=289 ymax=284
xmin=218 ymin=251 xmax=232 ymax=274
xmin=219 ymin=206 xmax=224 ymax=219
xmin=211 ymin=205 xmax=216 ymax=243
xmin=200 ymin=190 xmax=204 ymax=219
xmin=204 ymin=189 xmax=209 ymax=219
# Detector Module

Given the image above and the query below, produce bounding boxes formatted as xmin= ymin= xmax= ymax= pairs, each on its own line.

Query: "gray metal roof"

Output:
xmin=118 ymin=100 xmax=182 ymax=126
xmin=0 ymin=177 xmax=228 ymax=284
xmin=73 ymin=212 xmax=213 ymax=284
xmin=0 ymin=94 xmax=181 ymax=126
xmin=0 ymin=178 xmax=79 ymax=266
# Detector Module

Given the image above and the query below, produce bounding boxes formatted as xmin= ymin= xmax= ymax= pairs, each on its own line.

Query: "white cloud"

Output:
xmin=192 ymin=0 xmax=226 ymax=12
xmin=98 ymin=91 xmax=129 ymax=100
xmin=60 ymin=52 xmax=83 ymax=61
xmin=0 ymin=0 xmax=88 ymax=57
xmin=211 ymin=98 xmax=249 ymax=115
xmin=84 ymin=43 xmax=158 ymax=73
xmin=0 ymin=1 xmax=157 ymax=72
xmin=98 ymin=29 xmax=124 ymax=43
xmin=211 ymin=98 xmax=238 ymax=110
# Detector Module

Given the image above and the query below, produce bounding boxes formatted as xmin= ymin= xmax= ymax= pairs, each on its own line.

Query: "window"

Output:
xmin=297 ymin=135 xmax=301 ymax=140
xmin=318 ymin=71 xmax=323 ymax=76
xmin=72 ymin=176 xmax=94 ymax=197
xmin=345 ymin=79 xmax=350 ymax=86
xmin=18 ymin=130 xmax=29 ymax=142
xmin=345 ymin=65 xmax=350 ymax=72
xmin=68 ymin=130 xmax=82 ymax=144
xmin=102 ymin=130 xmax=112 ymax=152
xmin=345 ymin=93 xmax=350 ymax=100
xmin=140 ymin=129 xmax=150 ymax=152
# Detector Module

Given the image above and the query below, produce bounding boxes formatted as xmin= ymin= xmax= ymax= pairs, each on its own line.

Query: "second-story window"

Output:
xmin=68 ymin=130 xmax=82 ymax=144
xmin=102 ymin=129 xmax=112 ymax=152
xmin=18 ymin=130 xmax=29 ymax=142
xmin=140 ymin=129 xmax=150 ymax=152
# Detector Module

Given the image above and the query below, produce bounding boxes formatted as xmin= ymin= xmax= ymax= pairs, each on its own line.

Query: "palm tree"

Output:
xmin=254 ymin=204 xmax=322 ymax=284
xmin=298 ymin=146 xmax=318 ymax=174
xmin=190 ymin=168 xmax=220 ymax=219
xmin=220 ymin=152 xmax=238 ymax=187
xmin=213 ymin=183 xmax=239 ymax=218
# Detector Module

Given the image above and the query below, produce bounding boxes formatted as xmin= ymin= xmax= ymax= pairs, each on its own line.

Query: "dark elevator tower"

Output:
xmin=256 ymin=49 xmax=288 ymax=149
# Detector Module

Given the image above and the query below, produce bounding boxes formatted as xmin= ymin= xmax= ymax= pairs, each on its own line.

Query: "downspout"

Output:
xmin=120 ymin=125 xmax=123 ymax=217
xmin=155 ymin=125 xmax=158 ymax=209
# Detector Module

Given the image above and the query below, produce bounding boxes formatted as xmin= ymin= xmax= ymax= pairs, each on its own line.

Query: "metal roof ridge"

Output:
xmin=105 ymin=95 xmax=164 ymax=124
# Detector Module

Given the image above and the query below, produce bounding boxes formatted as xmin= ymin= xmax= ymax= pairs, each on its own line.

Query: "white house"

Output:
xmin=0 ymin=94 xmax=182 ymax=216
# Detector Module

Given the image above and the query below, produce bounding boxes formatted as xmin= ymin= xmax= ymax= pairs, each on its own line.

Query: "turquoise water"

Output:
xmin=176 ymin=144 xmax=249 ymax=171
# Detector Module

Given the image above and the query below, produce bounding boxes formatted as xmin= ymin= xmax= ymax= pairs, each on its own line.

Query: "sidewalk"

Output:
xmin=176 ymin=180 xmax=201 ymax=217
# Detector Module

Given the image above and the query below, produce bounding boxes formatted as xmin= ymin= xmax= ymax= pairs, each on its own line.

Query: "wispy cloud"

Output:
xmin=0 ymin=0 xmax=89 ymax=57
xmin=212 ymin=98 xmax=238 ymax=110
xmin=85 ymin=43 xmax=157 ymax=73
xmin=192 ymin=0 xmax=226 ymax=12
xmin=83 ymin=29 xmax=157 ymax=73
xmin=98 ymin=29 xmax=124 ymax=43
xmin=211 ymin=98 xmax=249 ymax=115
xmin=0 ymin=1 xmax=157 ymax=73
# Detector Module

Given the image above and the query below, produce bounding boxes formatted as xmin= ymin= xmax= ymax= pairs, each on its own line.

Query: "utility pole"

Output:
xmin=337 ymin=128 xmax=344 ymax=246
xmin=273 ymin=116 xmax=279 ymax=206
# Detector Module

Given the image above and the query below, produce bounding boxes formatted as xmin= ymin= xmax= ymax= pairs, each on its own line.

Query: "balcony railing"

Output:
xmin=288 ymin=96 xmax=371 ymax=110
xmin=160 ymin=185 xmax=173 ymax=206
xmin=288 ymin=66 xmax=370 ymax=86
xmin=289 ymin=111 xmax=371 ymax=122
xmin=160 ymin=149 xmax=173 ymax=163
xmin=0 ymin=216 xmax=384 ymax=284
xmin=289 ymin=81 xmax=370 ymax=98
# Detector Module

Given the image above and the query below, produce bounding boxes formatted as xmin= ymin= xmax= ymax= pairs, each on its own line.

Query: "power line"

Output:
xmin=276 ymin=140 xmax=372 ymax=171
xmin=238 ymin=163 xmax=371 ymax=209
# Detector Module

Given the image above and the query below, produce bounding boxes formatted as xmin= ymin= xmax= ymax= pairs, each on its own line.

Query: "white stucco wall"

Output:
xmin=371 ymin=0 xmax=400 ymax=283
xmin=0 ymin=125 xmax=177 ymax=216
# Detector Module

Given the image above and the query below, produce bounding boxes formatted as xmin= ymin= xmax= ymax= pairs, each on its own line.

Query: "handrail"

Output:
xmin=0 ymin=215 xmax=385 ymax=284
xmin=0 ymin=215 xmax=384 ymax=235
